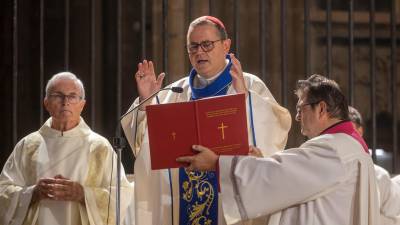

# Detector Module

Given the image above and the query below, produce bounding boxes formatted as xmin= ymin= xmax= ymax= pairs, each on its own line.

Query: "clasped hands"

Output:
xmin=32 ymin=174 xmax=85 ymax=204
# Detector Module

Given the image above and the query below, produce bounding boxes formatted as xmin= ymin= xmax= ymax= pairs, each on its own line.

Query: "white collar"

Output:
xmin=194 ymin=59 xmax=229 ymax=88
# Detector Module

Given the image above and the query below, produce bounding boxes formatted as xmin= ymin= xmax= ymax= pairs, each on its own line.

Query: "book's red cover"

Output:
xmin=146 ymin=93 xmax=249 ymax=170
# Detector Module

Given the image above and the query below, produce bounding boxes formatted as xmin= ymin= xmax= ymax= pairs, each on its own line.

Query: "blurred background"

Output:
xmin=1 ymin=0 xmax=399 ymax=174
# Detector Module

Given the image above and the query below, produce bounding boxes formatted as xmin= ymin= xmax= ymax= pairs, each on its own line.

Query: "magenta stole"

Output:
xmin=320 ymin=120 xmax=369 ymax=153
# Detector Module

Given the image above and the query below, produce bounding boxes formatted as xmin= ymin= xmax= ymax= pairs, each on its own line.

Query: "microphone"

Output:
xmin=114 ymin=86 xmax=184 ymax=148
xmin=118 ymin=86 xmax=184 ymax=121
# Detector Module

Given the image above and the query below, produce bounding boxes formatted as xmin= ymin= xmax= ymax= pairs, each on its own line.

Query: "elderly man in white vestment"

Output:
xmin=0 ymin=72 xmax=133 ymax=225
xmin=178 ymin=74 xmax=380 ymax=225
xmin=349 ymin=106 xmax=400 ymax=225
xmin=121 ymin=16 xmax=291 ymax=225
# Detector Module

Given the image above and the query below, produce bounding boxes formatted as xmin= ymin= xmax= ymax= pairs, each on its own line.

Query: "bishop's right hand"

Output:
xmin=135 ymin=60 xmax=165 ymax=107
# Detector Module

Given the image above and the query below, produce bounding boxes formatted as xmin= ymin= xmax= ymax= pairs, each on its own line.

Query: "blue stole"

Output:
xmin=179 ymin=55 xmax=232 ymax=225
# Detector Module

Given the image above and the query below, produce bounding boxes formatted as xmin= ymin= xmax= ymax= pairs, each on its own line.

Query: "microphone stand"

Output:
xmin=112 ymin=86 xmax=183 ymax=225
xmin=113 ymin=130 xmax=125 ymax=225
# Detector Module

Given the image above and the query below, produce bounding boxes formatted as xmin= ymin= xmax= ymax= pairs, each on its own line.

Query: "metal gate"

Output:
xmin=1 ymin=0 xmax=398 ymax=173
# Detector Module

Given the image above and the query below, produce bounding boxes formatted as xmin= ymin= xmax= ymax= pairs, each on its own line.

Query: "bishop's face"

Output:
xmin=186 ymin=24 xmax=231 ymax=78
xmin=44 ymin=79 xmax=85 ymax=127
xmin=295 ymin=95 xmax=321 ymax=139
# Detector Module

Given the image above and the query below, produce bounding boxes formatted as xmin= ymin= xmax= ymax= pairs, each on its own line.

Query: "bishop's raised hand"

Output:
xmin=229 ymin=53 xmax=248 ymax=96
xmin=135 ymin=60 xmax=165 ymax=103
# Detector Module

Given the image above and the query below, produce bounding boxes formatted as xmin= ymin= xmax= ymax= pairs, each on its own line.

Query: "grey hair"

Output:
xmin=348 ymin=106 xmax=363 ymax=128
xmin=45 ymin=72 xmax=85 ymax=99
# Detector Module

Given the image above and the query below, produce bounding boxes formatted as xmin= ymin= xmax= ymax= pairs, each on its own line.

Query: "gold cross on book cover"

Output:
xmin=146 ymin=93 xmax=249 ymax=170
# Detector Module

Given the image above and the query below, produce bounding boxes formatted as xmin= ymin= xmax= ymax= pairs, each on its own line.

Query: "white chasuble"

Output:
xmin=0 ymin=118 xmax=133 ymax=225
xmin=219 ymin=133 xmax=379 ymax=225
xmin=121 ymin=72 xmax=291 ymax=225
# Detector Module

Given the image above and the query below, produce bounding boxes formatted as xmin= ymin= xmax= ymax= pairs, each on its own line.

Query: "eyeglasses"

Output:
xmin=296 ymin=101 xmax=321 ymax=114
xmin=48 ymin=93 xmax=83 ymax=104
xmin=186 ymin=39 xmax=222 ymax=54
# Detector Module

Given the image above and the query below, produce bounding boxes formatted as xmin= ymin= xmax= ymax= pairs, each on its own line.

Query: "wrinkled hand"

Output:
xmin=229 ymin=53 xmax=248 ymax=95
xmin=176 ymin=145 xmax=219 ymax=171
xmin=32 ymin=175 xmax=85 ymax=204
xmin=135 ymin=60 xmax=165 ymax=107
xmin=32 ymin=177 xmax=54 ymax=203
xmin=248 ymin=146 xmax=263 ymax=158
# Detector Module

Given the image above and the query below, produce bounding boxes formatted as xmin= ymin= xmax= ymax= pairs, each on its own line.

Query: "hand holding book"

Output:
xmin=146 ymin=93 xmax=249 ymax=170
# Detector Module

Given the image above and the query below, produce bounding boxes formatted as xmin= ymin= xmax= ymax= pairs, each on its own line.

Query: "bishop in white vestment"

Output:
xmin=122 ymin=16 xmax=291 ymax=225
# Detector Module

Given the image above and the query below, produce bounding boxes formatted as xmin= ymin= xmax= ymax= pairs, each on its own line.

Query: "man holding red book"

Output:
xmin=178 ymin=75 xmax=379 ymax=225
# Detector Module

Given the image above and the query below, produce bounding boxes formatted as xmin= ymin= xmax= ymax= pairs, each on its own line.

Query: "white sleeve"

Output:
xmin=375 ymin=165 xmax=400 ymax=219
xmin=121 ymin=97 xmax=148 ymax=156
xmin=244 ymin=74 xmax=292 ymax=156
xmin=246 ymin=89 xmax=291 ymax=156
xmin=0 ymin=139 xmax=35 ymax=225
xmin=219 ymin=140 xmax=345 ymax=223
xmin=393 ymin=174 xmax=400 ymax=185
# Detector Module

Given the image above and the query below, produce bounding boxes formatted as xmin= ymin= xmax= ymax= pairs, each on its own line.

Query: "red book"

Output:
xmin=146 ymin=93 xmax=249 ymax=170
